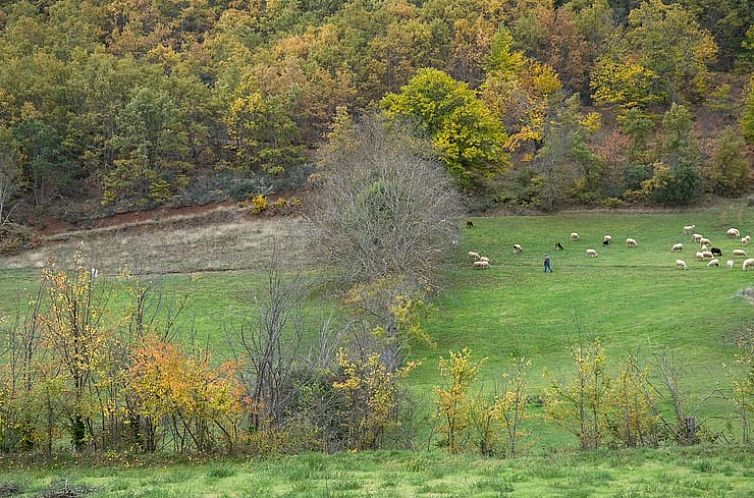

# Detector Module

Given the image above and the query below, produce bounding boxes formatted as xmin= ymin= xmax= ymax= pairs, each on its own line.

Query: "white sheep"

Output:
xmin=707 ymin=259 xmax=719 ymax=267
xmin=671 ymin=243 xmax=683 ymax=252
xmin=692 ymin=233 xmax=703 ymax=243
xmin=702 ymin=251 xmax=714 ymax=260
xmin=512 ymin=244 xmax=523 ymax=254
xmin=733 ymin=249 xmax=748 ymax=257
xmin=683 ymin=225 xmax=695 ymax=234
xmin=727 ymin=228 xmax=741 ymax=238
xmin=468 ymin=251 xmax=481 ymax=260
xmin=473 ymin=260 xmax=490 ymax=269
xmin=676 ymin=259 xmax=688 ymax=270
xmin=699 ymin=237 xmax=711 ymax=246
xmin=743 ymin=236 xmax=751 ymax=246
xmin=727 ymin=260 xmax=735 ymax=268
xmin=625 ymin=238 xmax=638 ymax=247
xmin=603 ymin=235 xmax=612 ymax=243
xmin=744 ymin=258 xmax=754 ymax=271
xmin=695 ymin=251 xmax=704 ymax=261
xmin=701 ymin=244 xmax=709 ymax=252
xmin=586 ymin=249 xmax=598 ymax=258
xmin=479 ymin=256 xmax=489 ymax=263
xmin=570 ymin=232 xmax=579 ymax=242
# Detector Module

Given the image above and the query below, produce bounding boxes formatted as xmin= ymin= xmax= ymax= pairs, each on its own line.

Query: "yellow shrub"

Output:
xmin=250 ymin=194 xmax=268 ymax=214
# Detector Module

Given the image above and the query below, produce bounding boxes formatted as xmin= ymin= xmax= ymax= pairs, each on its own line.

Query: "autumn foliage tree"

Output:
xmin=434 ymin=348 xmax=484 ymax=453
xmin=127 ymin=335 xmax=243 ymax=453
xmin=382 ymin=68 xmax=508 ymax=191
xmin=544 ymin=338 xmax=610 ymax=450
xmin=40 ymin=261 xmax=114 ymax=451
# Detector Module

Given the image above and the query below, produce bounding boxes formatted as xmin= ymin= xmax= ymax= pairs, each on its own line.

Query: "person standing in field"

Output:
xmin=544 ymin=253 xmax=553 ymax=273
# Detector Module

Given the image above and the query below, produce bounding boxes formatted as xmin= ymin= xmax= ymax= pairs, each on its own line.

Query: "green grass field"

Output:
xmin=2 ymin=446 xmax=754 ymax=497
xmin=2 ymin=208 xmax=754 ymax=494
xmin=414 ymin=209 xmax=754 ymax=390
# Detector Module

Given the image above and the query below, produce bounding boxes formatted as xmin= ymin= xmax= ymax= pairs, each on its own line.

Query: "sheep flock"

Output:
xmin=466 ymin=223 xmax=754 ymax=272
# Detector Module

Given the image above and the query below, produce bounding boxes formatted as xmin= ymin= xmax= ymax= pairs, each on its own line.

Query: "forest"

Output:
xmin=0 ymin=0 xmax=753 ymax=235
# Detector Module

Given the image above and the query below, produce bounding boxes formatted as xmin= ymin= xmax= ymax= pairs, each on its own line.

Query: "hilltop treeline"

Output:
xmin=0 ymin=0 xmax=754 ymax=219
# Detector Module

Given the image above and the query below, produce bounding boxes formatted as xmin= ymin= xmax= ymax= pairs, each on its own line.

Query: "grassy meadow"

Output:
xmin=2 ymin=447 xmax=754 ymax=497
xmin=2 ymin=209 xmax=754 ymax=435
xmin=2 ymin=207 xmax=754 ymax=495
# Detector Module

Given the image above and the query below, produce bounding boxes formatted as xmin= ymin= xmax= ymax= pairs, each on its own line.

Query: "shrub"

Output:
xmin=273 ymin=197 xmax=287 ymax=209
xmin=434 ymin=348 xmax=485 ymax=453
xmin=250 ymin=194 xmax=268 ymax=214
xmin=623 ymin=164 xmax=654 ymax=191
xmin=601 ymin=197 xmax=625 ymax=209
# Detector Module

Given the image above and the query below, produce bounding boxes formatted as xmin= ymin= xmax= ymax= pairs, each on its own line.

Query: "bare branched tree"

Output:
xmin=228 ymin=244 xmax=307 ymax=431
xmin=310 ymin=116 xmax=462 ymax=290
xmin=629 ymin=350 xmax=719 ymax=445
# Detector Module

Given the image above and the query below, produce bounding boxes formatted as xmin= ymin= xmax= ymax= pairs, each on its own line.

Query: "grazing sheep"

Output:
xmin=702 ymin=251 xmax=714 ymax=260
xmin=692 ymin=233 xmax=703 ymax=243
xmin=466 ymin=220 xmax=474 ymax=228
xmin=570 ymin=232 xmax=579 ymax=241
xmin=707 ymin=259 xmax=719 ymax=267
xmin=701 ymin=244 xmax=709 ymax=252
xmin=733 ymin=249 xmax=748 ymax=257
xmin=683 ymin=225 xmax=695 ymax=234
xmin=711 ymin=247 xmax=722 ymax=256
xmin=586 ymin=249 xmax=598 ymax=258
xmin=744 ymin=258 xmax=754 ymax=271
xmin=468 ymin=251 xmax=481 ymax=260
xmin=699 ymin=237 xmax=711 ymax=246
xmin=743 ymin=236 xmax=751 ymax=246
xmin=473 ymin=260 xmax=490 ymax=269
xmin=676 ymin=259 xmax=688 ymax=270
xmin=671 ymin=243 xmax=683 ymax=252
xmin=625 ymin=238 xmax=638 ymax=247
xmin=727 ymin=260 xmax=735 ymax=268
xmin=695 ymin=251 xmax=705 ymax=261
xmin=555 ymin=242 xmax=564 ymax=251
xmin=479 ymin=256 xmax=489 ymax=263
xmin=727 ymin=228 xmax=740 ymax=238
xmin=603 ymin=235 xmax=612 ymax=243
xmin=513 ymin=244 xmax=523 ymax=254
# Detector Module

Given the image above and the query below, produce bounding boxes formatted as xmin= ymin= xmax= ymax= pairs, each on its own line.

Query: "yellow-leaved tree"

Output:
xmin=332 ymin=348 xmax=416 ymax=450
xmin=127 ymin=334 xmax=243 ymax=453
xmin=544 ymin=338 xmax=610 ymax=450
xmin=434 ymin=348 xmax=485 ymax=453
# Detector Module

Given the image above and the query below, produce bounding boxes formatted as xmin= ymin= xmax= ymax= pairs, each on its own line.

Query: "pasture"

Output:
xmin=1 ymin=208 xmax=754 ymax=450
xmin=1 ymin=446 xmax=754 ymax=497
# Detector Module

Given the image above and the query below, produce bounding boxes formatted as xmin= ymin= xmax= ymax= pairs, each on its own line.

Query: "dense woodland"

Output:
xmin=1 ymin=0 xmax=754 ymax=227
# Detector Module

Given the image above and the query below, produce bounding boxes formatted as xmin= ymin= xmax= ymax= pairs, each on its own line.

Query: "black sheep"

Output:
xmin=555 ymin=242 xmax=564 ymax=251
xmin=602 ymin=239 xmax=610 ymax=247
xmin=466 ymin=220 xmax=474 ymax=228
xmin=711 ymin=247 xmax=722 ymax=256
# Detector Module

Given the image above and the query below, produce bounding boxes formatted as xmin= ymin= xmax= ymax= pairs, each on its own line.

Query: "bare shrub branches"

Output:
xmin=310 ymin=116 xmax=462 ymax=291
